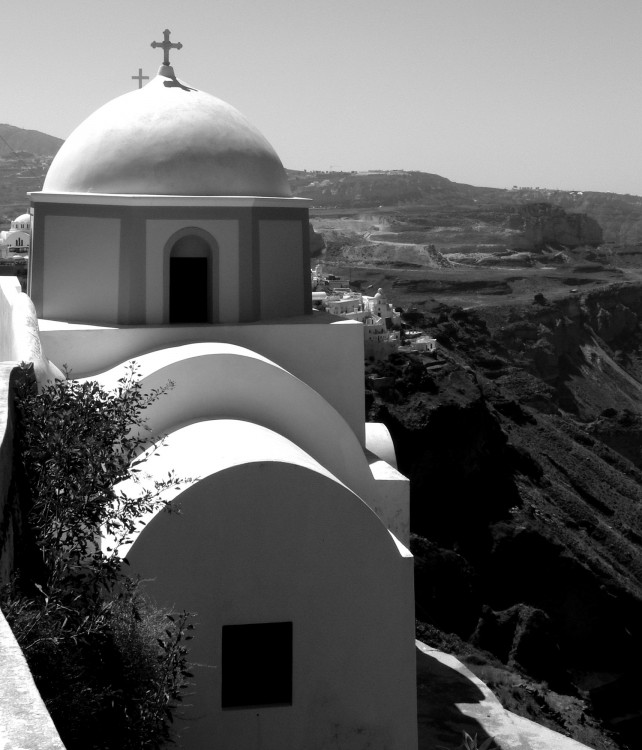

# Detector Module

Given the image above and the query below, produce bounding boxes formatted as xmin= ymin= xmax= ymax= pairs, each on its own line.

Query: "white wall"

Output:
xmin=0 ymin=278 xmax=61 ymax=384
xmin=0 ymin=611 xmax=66 ymax=750
xmin=38 ymin=316 xmax=366 ymax=443
xmin=367 ymin=456 xmax=411 ymax=546
xmin=84 ymin=342 xmax=378 ymax=511
xmin=123 ymin=420 xmax=417 ymax=750
xmin=0 ymin=278 xmax=21 ymax=360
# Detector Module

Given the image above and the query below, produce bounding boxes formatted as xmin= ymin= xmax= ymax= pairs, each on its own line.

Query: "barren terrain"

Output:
xmin=309 ymin=206 xmax=642 ymax=313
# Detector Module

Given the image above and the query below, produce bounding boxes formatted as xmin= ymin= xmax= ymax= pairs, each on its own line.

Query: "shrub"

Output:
xmin=1 ymin=365 xmax=193 ymax=750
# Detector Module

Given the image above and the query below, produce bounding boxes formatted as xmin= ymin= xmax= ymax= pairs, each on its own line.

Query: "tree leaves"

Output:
xmin=3 ymin=364 xmax=195 ymax=749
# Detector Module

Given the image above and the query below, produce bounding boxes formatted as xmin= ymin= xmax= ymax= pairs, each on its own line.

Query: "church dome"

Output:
xmin=11 ymin=214 xmax=30 ymax=228
xmin=43 ymin=68 xmax=291 ymax=197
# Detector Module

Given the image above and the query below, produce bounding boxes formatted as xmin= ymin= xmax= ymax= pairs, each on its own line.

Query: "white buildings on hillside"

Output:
xmin=410 ymin=334 xmax=438 ymax=352
xmin=311 ymin=273 xmax=403 ymax=359
xmin=363 ymin=315 xmax=401 ymax=359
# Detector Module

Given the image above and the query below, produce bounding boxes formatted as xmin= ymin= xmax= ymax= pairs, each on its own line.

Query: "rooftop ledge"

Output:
xmin=37 ymin=314 xmax=362 ymax=331
xmin=28 ymin=193 xmax=310 ymax=208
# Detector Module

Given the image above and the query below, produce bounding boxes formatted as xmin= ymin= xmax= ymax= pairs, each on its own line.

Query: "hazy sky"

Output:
xmin=4 ymin=0 xmax=642 ymax=195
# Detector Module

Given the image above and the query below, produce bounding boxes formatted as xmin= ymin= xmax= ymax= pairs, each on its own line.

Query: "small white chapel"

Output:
xmin=0 ymin=213 xmax=31 ymax=257
xmin=5 ymin=30 xmax=418 ymax=750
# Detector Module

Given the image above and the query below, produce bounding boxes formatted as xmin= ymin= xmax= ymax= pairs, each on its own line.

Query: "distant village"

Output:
xmin=311 ymin=263 xmax=437 ymax=361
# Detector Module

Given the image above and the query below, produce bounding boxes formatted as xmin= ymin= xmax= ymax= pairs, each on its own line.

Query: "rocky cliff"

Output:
xmin=367 ymin=284 xmax=642 ymax=748
xmin=512 ymin=203 xmax=603 ymax=249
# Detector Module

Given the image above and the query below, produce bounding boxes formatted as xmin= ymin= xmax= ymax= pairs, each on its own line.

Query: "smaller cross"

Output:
xmin=132 ymin=68 xmax=149 ymax=89
xmin=151 ymin=29 xmax=183 ymax=67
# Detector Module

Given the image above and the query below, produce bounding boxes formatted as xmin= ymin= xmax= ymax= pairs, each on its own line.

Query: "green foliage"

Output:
xmin=460 ymin=733 xmax=498 ymax=750
xmin=1 ymin=365 xmax=193 ymax=750
xmin=437 ymin=731 xmax=498 ymax=750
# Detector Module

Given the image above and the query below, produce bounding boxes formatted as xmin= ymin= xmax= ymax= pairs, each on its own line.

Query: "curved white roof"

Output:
xmin=82 ymin=342 xmax=377 ymax=502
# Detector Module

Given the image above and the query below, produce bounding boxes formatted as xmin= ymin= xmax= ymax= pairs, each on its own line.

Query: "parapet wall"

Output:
xmin=0 ymin=361 xmax=65 ymax=748
xmin=0 ymin=363 xmax=23 ymax=585
xmin=0 ymin=277 xmax=22 ymax=361
xmin=0 ymin=608 xmax=66 ymax=750
xmin=0 ymin=276 xmax=62 ymax=386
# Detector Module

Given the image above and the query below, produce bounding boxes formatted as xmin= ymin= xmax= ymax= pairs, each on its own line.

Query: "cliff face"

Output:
xmin=512 ymin=203 xmax=604 ymax=249
xmin=367 ymin=284 xmax=642 ymax=747
xmin=312 ymin=203 xmax=603 ymax=268
xmin=490 ymin=285 xmax=642 ymax=419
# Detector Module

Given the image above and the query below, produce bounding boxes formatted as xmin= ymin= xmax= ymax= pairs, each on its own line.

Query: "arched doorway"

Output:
xmin=168 ymin=232 xmax=218 ymax=323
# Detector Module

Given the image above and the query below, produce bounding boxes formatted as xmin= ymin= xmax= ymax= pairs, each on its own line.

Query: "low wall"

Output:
xmin=0 ymin=363 xmax=65 ymax=749
xmin=0 ymin=609 xmax=66 ymax=750
xmin=0 ymin=277 xmax=22 ymax=361
xmin=0 ymin=363 xmax=23 ymax=585
xmin=0 ymin=277 xmax=62 ymax=386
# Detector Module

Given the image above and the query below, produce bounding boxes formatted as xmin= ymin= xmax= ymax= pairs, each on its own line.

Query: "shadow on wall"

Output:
xmin=0 ymin=363 xmax=34 ymax=585
xmin=0 ymin=362 xmax=64 ymax=749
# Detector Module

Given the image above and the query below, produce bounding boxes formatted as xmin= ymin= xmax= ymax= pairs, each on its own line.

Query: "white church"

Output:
xmin=0 ymin=213 xmax=31 ymax=258
xmin=1 ymin=31 xmax=418 ymax=750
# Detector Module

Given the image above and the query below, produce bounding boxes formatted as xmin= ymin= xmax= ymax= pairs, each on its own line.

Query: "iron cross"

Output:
xmin=132 ymin=68 xmax=149 ymax=89
xmin=151 ymin=29 xmax=183 ymax=66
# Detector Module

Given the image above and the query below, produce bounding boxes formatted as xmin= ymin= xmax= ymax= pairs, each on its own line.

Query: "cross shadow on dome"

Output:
xmin=163 ymin=77 xmax=195 ymax=92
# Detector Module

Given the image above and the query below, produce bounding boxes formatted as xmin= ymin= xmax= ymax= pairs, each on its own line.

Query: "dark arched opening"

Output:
xmin=169 ymin=234 xmax=213 ymax=323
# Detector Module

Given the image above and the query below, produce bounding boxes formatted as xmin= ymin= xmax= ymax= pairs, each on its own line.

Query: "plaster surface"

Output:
xmin=38 ymin=316 xmax=366 ymax=443
xmin=0 ymin=278 xmax=21 ymax=360
xmin=42 ymin=73 xmax=291 ymax=197
xmin=0 ymin=364 xmax=18 ymax=585
xmin=0 ymin=611 xmax=65 ymax=750
xmin=417 ymin=643 xmax=593 ymax=750
xmin=84 ymin=343 xmax=377 ymax=505
xmin=0 ymin=278 xmax=61 ymax=384
xmin=29 ymin=194 xmax=306 ymax=208
xmin=365 ymin=422 xmax=399 ymax=468
xmin=121 ymin=420 xmax=417 ymax=750
xmin=366 ymin=450 xmax=410 ymax=545
xmin=259 ymin=220 xmax=305 ymax=318
xmin=41 ymin=215 xmax=120 ymax=322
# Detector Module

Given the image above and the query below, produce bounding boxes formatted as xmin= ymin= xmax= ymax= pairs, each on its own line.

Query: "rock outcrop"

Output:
xmin=512 ymin=203 xmax=603 ymax=249
xmin=367 ymin=289 xmax=642 ymax=747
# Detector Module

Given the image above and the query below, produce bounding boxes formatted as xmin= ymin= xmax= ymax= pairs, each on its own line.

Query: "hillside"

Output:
xmin=0 ymin=126 xmax=61 ymax=222
xmin=289 ymin=169 xmax=642 ymax=249
xmin=1 ymin=125 xmax=642 ymax=247
xmin=0 ymin=124 xmax=63 ymax=158
xmin=366 ymin=287 xmax=642 ymax=749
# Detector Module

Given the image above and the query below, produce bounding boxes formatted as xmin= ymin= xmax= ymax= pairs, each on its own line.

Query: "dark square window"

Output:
xmin=221 ymin=622 xmax=293 ymax=709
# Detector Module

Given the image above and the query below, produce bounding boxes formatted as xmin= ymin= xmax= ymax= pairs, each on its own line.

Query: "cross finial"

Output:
xmin=132 ymin=68 xmax=149 ymax=89
xmin=151 ymin=29 xmax=183 ymax=67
